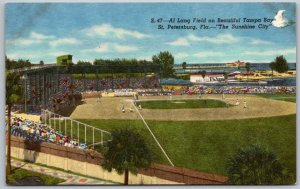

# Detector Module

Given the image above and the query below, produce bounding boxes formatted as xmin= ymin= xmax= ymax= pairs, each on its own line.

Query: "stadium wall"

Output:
xmin=8 ymin=136 xmax=228 ymax=184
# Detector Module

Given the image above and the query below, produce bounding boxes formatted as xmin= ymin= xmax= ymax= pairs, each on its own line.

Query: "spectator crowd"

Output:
xmin=8 ymin=115 xmax=88 ymax=150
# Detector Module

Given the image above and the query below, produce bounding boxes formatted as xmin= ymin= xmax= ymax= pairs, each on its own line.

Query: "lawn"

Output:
xmin=52 ymin=114 xmax=296 ymax=179
xmin=52 ymin=118 xmax=170 ymax=165
xmin=56 ymin=115 xmax=296 ymax=178
xmin=7 ymin=167 xmax=65 ymax=185
xmin=256 ymin=93 xmax=296 ymax=103
xmin=138 ymin=99 xmax=228 ymax=109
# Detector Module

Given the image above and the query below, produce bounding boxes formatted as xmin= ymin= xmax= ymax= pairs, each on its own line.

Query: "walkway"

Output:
xmin=11 ymin=159 xmax=115 ymax=185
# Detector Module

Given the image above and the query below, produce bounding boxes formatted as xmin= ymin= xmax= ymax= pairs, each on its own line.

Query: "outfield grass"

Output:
xmin=7 ymin=167 xmax=65 ymax=185
xmin=256 ymin=94 xmax=296 ymax=103
xmin=52 ymin=114 xmax=296 ymax=178
xmin=147 ymin=114 xmax=296 ymax=177
xmin=138 ymin=99 xmax=228 ymax=109
xmin=51 ymin=118 xmax=170 ymax=165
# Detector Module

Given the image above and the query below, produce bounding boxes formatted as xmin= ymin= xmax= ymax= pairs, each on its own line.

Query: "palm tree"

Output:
xmin=102 ymin=129 xmax=152 ymax=185
xmin=227 ymin=144 xmax=293 ymax=184
xmin=6 ymin=72 xmax=21 ymax=176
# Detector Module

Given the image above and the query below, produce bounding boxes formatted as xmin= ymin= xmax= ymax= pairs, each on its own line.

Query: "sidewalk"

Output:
xmin=11 ymin=159 xmax=116 ymax=185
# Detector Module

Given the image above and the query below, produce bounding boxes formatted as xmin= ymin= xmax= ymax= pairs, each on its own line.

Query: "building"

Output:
xmin=226 ymin=60 xmax=245 ymax=68
xmin=56 ymin=54 xmax=73 ymax=66
xmin=190 ymin=73 xmax=224 ymax=83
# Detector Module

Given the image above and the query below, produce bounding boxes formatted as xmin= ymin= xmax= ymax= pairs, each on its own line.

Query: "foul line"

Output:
xmin=132 ymin=102 xmax=174 ymax=167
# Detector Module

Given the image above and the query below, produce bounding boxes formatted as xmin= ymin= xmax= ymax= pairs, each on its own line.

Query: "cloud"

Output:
xmin=6 ymin=31 xmax=55 ymax=46
xmin=137 ymin=56 xmax=152 ymax=61
xmin=7 ymin=38 xmax=38 ymax=46
xmin=167 ymin=33 xmax=274 ymax=47
xmin=166 ymin=37 xmax=190 ymax=46
xmin=49 ymin=38 xmax=81 ymax=47
xmin=113 ymin=43 xmax=138 ymax=52
xmin=166 ymin=33 xmax=240 ymax=47
xmin=173 ymin=51 xmax=225 ymax=60
xmin=242 ymin=47 xmax=296 ymax=56
xmin=83 ymin=23 xmax=150 ymax=39
xmin=174 ymin=52 xmax=189 ymax=59
xmin=249 ymin=39 xmax=273 ymax=45
xmin=49 ymin=51 xmax=70 ymax=57
xmin=187 ymin=33 xmax=239 ymax=44
xmin=30 ymin=32 xmax=55 ymax=40
xmin=193 ymin=51 xmax=225 ymax=58
xmin=83 ymin=42 xmax=138 ymax=53
xmin=272 ymin=10 xmax=288 ymax=28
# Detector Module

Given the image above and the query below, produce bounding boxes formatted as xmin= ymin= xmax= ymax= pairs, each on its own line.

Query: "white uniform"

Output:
xmin=243 ymin=101 xmax=247 ymax=108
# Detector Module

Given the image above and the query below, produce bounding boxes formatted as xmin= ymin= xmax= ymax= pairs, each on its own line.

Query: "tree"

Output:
xmin=5 ymin=57 xmax=31 ymax=70
xmin=182 ymin=62 xmax=187 ymax=70
xmin=245 ymin=62 xmax=251 ymax=82
xmin=245 ymin=62 xmax=250 ymax=73
xmin=272 ymin=55 xmax=289 ymax=73
xmin=77 ymin=60 xmax=92 ymax=66
xmin=152 ymin=51 xmax=175 ymax=78
xmin=269 ymin=62 xmax=276 ymax=80
xmin=39 ymin=60 xmax=44 ymax=65
xmin=6 ymin=72 xmax=21 ymax=177
xmin=227 ymin=144 xmax=293 ymax=184
xmin=93 ymin=58 xmax=152 ymax=66
xmin=102 ymin=129 xmax=152 ymax=185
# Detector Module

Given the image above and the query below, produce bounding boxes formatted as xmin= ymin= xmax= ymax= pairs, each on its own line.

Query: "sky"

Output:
xmin=5 ymin=3 xmax=296 ymax=64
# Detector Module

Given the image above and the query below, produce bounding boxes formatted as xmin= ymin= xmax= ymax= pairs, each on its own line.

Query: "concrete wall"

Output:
xmin=9 ymin=136 xmax=228 ymax=185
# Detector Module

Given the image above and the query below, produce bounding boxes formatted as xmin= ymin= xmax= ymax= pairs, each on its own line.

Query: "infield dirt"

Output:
xmin=70 ymin=94 xmax=296 ymax=121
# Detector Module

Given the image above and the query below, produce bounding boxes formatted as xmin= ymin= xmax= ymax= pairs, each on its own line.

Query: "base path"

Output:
xmin=11 ymin=159 xmax=115 ymax=185
xmin=70 ymin=94 xmax=296 ymax=121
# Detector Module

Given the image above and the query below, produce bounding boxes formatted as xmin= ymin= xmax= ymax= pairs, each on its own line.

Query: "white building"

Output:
xmin=190 ymin=73 xmax=224 ymax=83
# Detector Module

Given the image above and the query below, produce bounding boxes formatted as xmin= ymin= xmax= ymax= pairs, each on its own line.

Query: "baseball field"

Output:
xmin=53 ymin=94 xmax=296 ymax=177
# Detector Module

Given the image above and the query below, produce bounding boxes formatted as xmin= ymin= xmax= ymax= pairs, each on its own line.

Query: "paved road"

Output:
xmin=11 ymin=159 xmax=115 ymax=185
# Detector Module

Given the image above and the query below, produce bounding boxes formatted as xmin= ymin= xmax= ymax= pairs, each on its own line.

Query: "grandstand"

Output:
xmin=15 ymin=63 xmax=161 ymax=114
xmin=10 ymin=109 xmax=111 ymax=151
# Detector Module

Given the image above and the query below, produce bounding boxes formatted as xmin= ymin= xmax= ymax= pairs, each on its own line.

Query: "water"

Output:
xmin=161 ymin=77 xmax=296 ymax=86
xmin=171 ymin=63 xmax=296 ymax=86
xmin=175 ymin=63 xmax=296 ymax=74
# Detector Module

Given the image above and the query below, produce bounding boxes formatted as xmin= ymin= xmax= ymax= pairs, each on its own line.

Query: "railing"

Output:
xmin=41 ymin=109 xmax=111 ymax=148
xmin=7 ymin=64 xmax=56 ymax=73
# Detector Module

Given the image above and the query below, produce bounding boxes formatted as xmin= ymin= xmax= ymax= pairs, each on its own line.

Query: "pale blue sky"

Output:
xmin=5 ymin=3 xmax=296 ymax=64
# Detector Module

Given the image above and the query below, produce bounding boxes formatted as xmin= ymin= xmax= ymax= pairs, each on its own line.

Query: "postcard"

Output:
xmin=5 ymin=2 xmax=296 ymax=185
